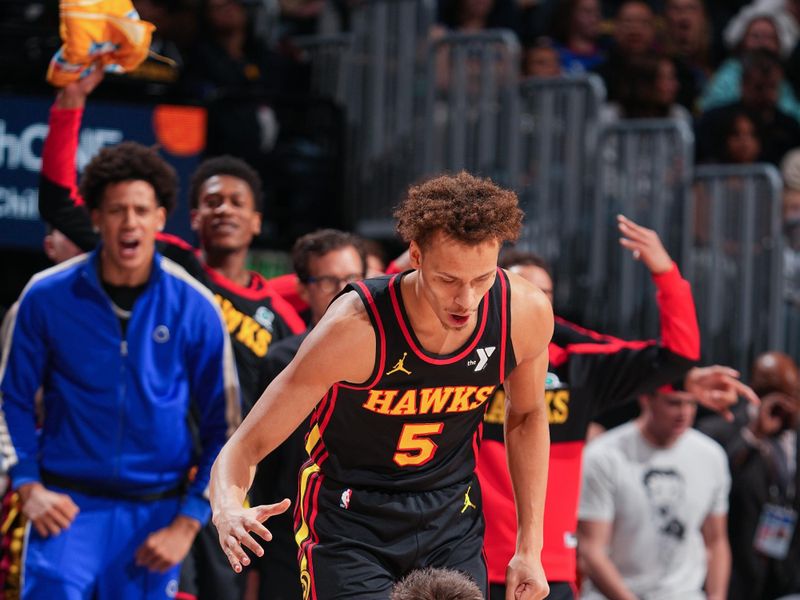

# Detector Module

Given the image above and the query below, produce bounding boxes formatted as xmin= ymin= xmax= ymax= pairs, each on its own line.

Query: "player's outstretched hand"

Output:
xmin=684 ymin=365 xmax=760 ymax=422
xmin=213 ymin=498 xmax=291 ymax=573
xmin=617 ymin=214 xmax=673 ymax=275
xmin=505 ymin=553 xmax=549 ymax=600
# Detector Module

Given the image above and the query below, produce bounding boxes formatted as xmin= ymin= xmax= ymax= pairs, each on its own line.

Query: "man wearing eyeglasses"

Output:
xmin=250 ymin=228 xmax=367 ymax=600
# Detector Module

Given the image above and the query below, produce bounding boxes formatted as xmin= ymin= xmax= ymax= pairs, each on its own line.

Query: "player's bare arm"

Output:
xmin=210 ymin=290 xmax=376 ymax=572
xmin=503 ymin=271 xmax=554 ymax=600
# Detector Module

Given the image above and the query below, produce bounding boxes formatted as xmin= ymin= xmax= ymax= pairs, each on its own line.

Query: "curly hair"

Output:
xmin=79 ymin=141 xmax=178 ymax=213
xmin=188 ymin=155 xmax=263 ymax=211
xmin=292 ymin=228 xmax=367 ymax=282
xmin=395 ymin=172 xmax=523 ymax=248
xmin=390 ymin=568 xmax=483 ymax=600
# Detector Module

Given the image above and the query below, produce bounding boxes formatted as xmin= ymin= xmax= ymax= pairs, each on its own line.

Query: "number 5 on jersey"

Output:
xmin=393 ymin=423 xmax=445 ymax=467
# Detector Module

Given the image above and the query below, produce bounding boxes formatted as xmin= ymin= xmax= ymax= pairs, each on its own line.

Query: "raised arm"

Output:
xmin=38 ymin=70 xmax=104 ymax=251
xmin=503 ymin=273 xmax=554 ymax=600
xmin=209 ymin=291 xmax=375 ymax=572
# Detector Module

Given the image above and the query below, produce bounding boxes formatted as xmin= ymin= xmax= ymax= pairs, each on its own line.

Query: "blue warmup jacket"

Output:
xmin=0 ymin=248 xmax=240 ymax=524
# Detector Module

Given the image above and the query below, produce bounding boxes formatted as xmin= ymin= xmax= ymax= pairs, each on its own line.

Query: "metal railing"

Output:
xmin=422 ymin=30 xmax=521 ymax=190
xmin=515 ymin=74 xmax=605 ymax=314
xmin=684 ymin=164 xmax=785 ymax=373
xmin=293 ymin=33 xmax=353 ymax=106
xmin=586 ymin=118 xmax=695 ymax=337
xmin=345 ymin=0 xmax=436 ymax=237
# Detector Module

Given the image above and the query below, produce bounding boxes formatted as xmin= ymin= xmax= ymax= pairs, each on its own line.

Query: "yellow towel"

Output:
xmin=47 ymin=0 xmax=155 ymax=87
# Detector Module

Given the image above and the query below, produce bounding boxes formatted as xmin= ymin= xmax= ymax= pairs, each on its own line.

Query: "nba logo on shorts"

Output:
xmin=340 ymin=488 xmax=352 ymax=509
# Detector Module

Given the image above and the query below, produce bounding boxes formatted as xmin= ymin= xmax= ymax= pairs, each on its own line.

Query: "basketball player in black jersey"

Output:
xmin=210 ymin=172 xmax=554 ymax=600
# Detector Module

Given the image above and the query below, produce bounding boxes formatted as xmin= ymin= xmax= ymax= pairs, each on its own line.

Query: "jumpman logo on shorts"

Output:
xmin=386 ymin=352 xmax=412 ymax=375
xmin=461 ymin=485 xmax=477 ymax=513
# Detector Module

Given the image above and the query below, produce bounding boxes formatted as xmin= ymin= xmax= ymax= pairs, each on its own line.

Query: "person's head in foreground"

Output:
xmin=394 ymin=171 xmax=523 ymax=330
xmin=79 ymin=141 xmax=177 ymax=286
xmin=638 ymin=385 xmax=698 ymax=446
xmin=390 ymin=567 xmax=483 ymax=600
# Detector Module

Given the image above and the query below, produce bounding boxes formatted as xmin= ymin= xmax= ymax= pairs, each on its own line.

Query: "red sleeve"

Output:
xmin=385 ymin=260 xmax=403 ymax=274
xmin=268 ymin=273 xmax=309 ymax=315
xmin=652 ymin=263 xmax=701 ymax=361
xmin=41 ymin=105 xmax=83 ymax=205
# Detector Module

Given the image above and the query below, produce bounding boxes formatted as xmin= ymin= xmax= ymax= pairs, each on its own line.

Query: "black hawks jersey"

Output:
xmin=304 ymin=269 xmax=516 ymax=492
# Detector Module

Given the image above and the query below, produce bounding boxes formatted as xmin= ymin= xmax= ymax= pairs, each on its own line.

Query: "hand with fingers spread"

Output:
xmin=505 ymin=553 xmax=549 ymax=600
xmin=213 ymin=498 xmax=291 ymax=573
xmin=684 ymin=365 xmax=760 ymax=422
xmin=18 ymin=482 xmax=79 ymax=537
xmin=617 ymin=214 xmax=673 ymax=275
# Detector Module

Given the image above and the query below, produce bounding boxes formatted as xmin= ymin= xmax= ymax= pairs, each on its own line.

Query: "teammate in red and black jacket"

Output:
xmin=478 ymin=216 xmax=701 ymax=600
xmin=34 ymin=73 xmax=305 ymax=600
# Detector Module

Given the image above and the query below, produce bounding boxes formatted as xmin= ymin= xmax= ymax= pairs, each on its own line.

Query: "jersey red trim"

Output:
xmin=202 ymin=265 xmax=306 ymax=333
xmin=388 ymin=274 xmax=490 ymax=365
xmin=338 ymin=281 xmax=386 ymax=391
xmin=156 ymin=231 xmax=197 ymax=254
xmin=313 ymin=385 xmax=341 ymax=467
xmin=472 ymin=419 xmax=484 ymax=466
xmin=499 ymin=268 xmax=509 ymax=383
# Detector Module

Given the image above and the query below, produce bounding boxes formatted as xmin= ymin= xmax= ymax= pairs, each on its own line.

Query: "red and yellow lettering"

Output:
xmin=253 ymin=328 xmax=272 ymax=358
xmin=546 ymin=389 xmax=570 ymax=424
xmin=393 ymin=422 xmax=444 ymax=467
xmin=363 ymin=389 xmax=399 ymax=414
xmin=390 ymin=390 xmax=418 ymax=416
xmin=470 ymin=386 xmax=495 ymax=410
xmin=419 ymin=387 xmax=453 ymax=414
xmin=448 ymin=386 xmax=478 ymax=413
xmin=484 ymin=389 xmax=505 ymax=425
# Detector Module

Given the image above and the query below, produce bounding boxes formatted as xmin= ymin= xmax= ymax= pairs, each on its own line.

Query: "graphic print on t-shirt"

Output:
xmin=643 ymin=468 xmax=687 ymax=565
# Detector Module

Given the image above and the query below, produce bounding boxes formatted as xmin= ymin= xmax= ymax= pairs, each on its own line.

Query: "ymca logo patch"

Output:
xmin=467 ymin=346 xmax=495 ymax=371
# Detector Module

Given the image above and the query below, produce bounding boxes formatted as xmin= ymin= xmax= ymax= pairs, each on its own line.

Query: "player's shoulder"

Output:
xmin=21 ymin=254 xmax=89 ymax=302
xmin=323 ymin=288 xmax=371 ymax=325
xmin=504 ymin=268 xmax=553 ymax=356
xmin=505 ymin=268 xmax=552 ymax=316
xmin=683 ymin=428 xmax=727 ymax=462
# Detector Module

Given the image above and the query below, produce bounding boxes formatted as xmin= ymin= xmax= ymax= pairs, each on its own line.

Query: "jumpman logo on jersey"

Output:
xmin=461 ymin=485 xmax=477 ymax=513
xmin=386 ymin=352 xmax=412 ymax=376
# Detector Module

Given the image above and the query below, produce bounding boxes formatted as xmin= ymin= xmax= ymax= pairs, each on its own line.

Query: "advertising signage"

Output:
xmin=0 ymin=94 xmax=205 ymax=250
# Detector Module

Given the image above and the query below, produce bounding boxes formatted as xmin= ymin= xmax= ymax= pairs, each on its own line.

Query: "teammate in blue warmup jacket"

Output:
xmin=0 ymin=140 xmax=240 ymax=600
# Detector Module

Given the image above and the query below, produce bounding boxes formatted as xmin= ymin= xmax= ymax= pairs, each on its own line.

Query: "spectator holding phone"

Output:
xmin=723 ymin=351 xmax=800 ymax=599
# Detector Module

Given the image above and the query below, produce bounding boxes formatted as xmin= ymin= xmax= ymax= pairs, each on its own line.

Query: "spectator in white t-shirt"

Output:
xmin=577 ymin=386 xmax=731 ymax=600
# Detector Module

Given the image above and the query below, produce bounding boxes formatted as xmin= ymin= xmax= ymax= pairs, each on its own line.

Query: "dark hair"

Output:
xmin=643 ymin=468 xmax=683 ymax=488
xmin=498 ymin=249 xmax=552 ymax=277
xmin=616 ymin=54 xmax=671 ymax=118
xmin=550 ymin=0 xmax=583 ymax=45
xmin=361 ymin=238 xmax=387 ymax=265
xmin=79 ymin=141 xmax=178 ymax=212
xmin=395 ymin=172 xmax=523 ymax=248
xmin=390 ymin=568 xmax=483 ymax=600
xmin=188 ymin=155 xmax=263 ymax=211
xmin=741 ymin=48 xmax=783 ymax=81
xmin=292 ymin=228 xmax=367 ymax=282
